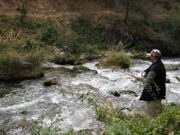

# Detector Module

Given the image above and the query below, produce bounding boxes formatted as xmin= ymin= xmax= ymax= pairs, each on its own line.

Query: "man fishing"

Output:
xmin=136 ymin=49 xmax=166 ymax=117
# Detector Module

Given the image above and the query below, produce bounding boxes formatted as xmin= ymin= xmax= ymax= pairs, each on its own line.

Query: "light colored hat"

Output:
xmin=150 ymin=49 xmax=162 ymax=59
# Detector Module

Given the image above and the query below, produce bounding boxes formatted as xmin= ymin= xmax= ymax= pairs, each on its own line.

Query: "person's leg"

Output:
xmin=145 ymin=100 xmax=163 ymax=117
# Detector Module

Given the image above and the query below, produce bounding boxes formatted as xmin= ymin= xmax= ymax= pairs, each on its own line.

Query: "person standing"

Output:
xmin=136 ymin=49 xmax=166 ymax=117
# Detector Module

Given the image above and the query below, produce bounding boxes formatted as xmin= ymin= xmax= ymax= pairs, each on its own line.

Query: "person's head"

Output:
xmin=150 ymin=49 xmax=161 ymax=63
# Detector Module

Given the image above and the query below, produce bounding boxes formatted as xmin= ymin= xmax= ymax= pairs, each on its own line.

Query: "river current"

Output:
xmin=0 ymin=58 xmax=179 ymax=134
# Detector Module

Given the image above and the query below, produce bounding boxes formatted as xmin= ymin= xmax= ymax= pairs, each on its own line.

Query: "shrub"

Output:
xmin=71 ymin=14 xmax=106 ymax=45
xmin=149 ymin=6 xmax=180 ymax=56
xmin=15 ymin=39 xmax=42 ymax=52
xmin=0 ymin=49 xmax=22 ymax=79
xmin=0 ymin=48 xmax=44 ymax=80
xmin=25 ymin=49 xmax=44 ymax=66
xmin=41 ymin=24 xmax=59 ymax=44
xmin=165 ymin=9 xmax=180 ymax=41
xmin=71 ymin=13 xmax=93 ymax=35
xmin=99 ymin=49 xmax=131 ymax=68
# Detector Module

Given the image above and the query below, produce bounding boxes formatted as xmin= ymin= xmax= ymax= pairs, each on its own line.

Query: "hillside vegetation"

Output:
xmin=0 ymin=0 xmax=180 ymax=80
xmin=0 ymin=0 xmax=179 ymax=56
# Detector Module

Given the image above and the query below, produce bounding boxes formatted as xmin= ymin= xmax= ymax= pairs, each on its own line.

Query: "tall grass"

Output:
xmin=0 ymin=49 xmax=22 ymax=79
xmin=99 ymin=49 xmax=131 ymax=68
xmin=0 ymin=47 xmax=44 ymax=80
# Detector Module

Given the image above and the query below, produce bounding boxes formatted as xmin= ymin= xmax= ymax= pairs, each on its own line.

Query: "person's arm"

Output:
xmin=143 ymin=70 xmax=156 ymax=87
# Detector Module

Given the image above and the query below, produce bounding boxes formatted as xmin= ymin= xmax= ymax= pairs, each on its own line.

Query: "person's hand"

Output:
xmin=135 ymin=73 xmax=142 ymax=81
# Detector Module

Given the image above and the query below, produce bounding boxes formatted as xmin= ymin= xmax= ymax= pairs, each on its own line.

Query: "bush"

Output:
xmin=25 ymin=49 xmax=44 ymax=66
xmin=0 ymin=48 xmax=44 ymax=80
xmin=71 ymin=13 xmax=93 ymax=35
xmin=16 ymin=39 xmax=42 ymax=52
xmin=99 ymin=49 xmax=131 ymax=68
xmin=41 ymin=24 xmax=59 ymax=44
xmin=148 ymin=6 xmax=180 ymax=56
xmin=165 ymin=9 xmax=180 ymax=41
xmin=71 ymin=14 xmax=106 ymax=45
xmin=71 ymin=14 xmax=129 ymax=54
xmin=0 ymin=49 xmax=22 ymax=79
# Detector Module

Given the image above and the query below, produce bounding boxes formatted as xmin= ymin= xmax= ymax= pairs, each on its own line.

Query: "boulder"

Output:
xmin=79 ymin=53 xmax=100 ymax=62
xmin=53 ymin=51 xmax=76 ymax=65
xmin=111 ymin=91 xmax=120 ymax=97
xmin=43 ymin=78 xmax=58 ymax=86
xmin=61 ymin=42 xmax=77 ymax=53
xmin=165 ymin=64 xmax=179 ymax=71
xmin=0 ymin=61 xmax=44 ymax=81
xmin=175 ymin=77 xmax=180 ymax=82
xmin=73 ymin=65 xmax=94 ymax=73
xmin=166 ymin=78 xmax=171 ymax=83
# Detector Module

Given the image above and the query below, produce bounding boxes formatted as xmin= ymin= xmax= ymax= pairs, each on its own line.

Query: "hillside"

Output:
xmin=0 ymin=0 xmax=180 ymax=56
xmin=0 ymin=0 xmax=175 ymax=18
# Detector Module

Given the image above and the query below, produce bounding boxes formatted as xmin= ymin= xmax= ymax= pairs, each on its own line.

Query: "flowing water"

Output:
xmin=0 ymin=59 xmax=179 ymax=134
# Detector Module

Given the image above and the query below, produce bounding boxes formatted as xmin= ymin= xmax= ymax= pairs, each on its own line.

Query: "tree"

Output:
xmin=16 ymin=1 xmax=28 ymax=24
xmin=115 ymin=0 xmax=153 ymax=24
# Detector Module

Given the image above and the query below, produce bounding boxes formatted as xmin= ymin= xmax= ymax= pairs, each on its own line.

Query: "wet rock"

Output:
xmin=21 ymin=61 xmax=34 ymax=70
xmin=73 ymin=65 xmax=98 ymax=74
xmin=0 ymin=64 xmax=44 ymax=81
xmin=111 ymin=90 xmax=138 ymax=97
xmin=73 ymin=65 xmax=91 ymax=71
xmin=0 ymin=88 xmax=11 ymax=98
xmin=111 ymin=91 xmax=120 ymax=97
xmin=121 ymin=108 xmax=132 ymax=111
xmin=120 ymin=90 xmax=138 ymax=97
xmin=165 ymin=64 xmax=179 ymax=71
xmin=61 ymin=42 xmax=77 ymax=53
xmin=166 ymin=78 xmax=171 ymax=83
xmin=20 ymin=110 xmax=29 ymax=115
xmin=74 ymin=59 xmax=84 ymax=65
xmin=52 ymin=51 xmax=76 ymax=65
xmin=79 ymin=53 xmax=100 ymax=61
xmin=43 ymin=78 xmax=58 ymax=86
xmin=175 ymin=77 xmax=180 ymax=82
xmin=75 ymin=53 xmax=101 ymax=65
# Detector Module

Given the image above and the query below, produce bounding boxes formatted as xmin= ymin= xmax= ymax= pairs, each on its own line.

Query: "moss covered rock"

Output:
xmin=43 ymin=78 xmax=58 ymax=86
xmin=52 ymin=51 xmax=76 ymax=65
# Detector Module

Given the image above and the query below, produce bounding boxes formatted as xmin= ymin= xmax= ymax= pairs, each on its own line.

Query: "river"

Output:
xmin=0 ymin=58 xmax=179 ymax=134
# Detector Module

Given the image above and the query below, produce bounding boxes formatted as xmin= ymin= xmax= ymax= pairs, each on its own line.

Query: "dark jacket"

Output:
xmin=139 ymin=60 xmax=166 ymax=101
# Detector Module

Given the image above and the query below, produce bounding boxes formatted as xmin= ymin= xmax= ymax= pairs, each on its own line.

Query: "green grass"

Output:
xmin=32 ymin=125 xmax=57 ymax=135
xmin=96 ymin=105 xmax=180 ymax=135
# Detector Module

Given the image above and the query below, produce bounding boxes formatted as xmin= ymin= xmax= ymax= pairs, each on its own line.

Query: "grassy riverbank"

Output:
xmin=30 ymin=104 xmax=180 ymax=135
xmin=95 ymin=105 xmax=180 ymax=135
